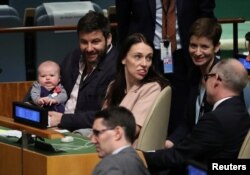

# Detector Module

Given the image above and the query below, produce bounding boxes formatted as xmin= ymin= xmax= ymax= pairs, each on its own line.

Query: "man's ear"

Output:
xmin=107 ymin=33 xmax=112 ymax=46
xmin=214 ymin=42 xmax=221 ymax=53
xmin=122 ymin=59 xmax=126 ymax=65
xmin=114 ymin=126 xmax=123 ymax=141
xmin=214 ymin=74 xmax=221 ymax=88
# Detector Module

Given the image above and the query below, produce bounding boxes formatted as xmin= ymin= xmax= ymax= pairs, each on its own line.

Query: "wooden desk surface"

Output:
xmin=0 ymin=142 xmax=22 ymax=175
xmin=0 ymin=81 xmax=33 ymax=118
xmin=23 ymin=149 xmax=100 ymax=175
xmin=0 ymin=116 xmax=63 ymax=139
xmin=0 ymin=140 xmax=100 ymax=175
xmin=0 ymin=123 xmax=100 ymax=174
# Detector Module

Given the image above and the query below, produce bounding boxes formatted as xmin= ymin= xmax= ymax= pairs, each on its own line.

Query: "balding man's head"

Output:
xmin=212 ymin=58 xmax=248 ymax=93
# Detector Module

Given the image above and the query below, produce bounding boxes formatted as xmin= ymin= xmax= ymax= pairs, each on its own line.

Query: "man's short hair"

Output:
xmin=212 ymin=58 xmax=248 ymax=93
xmin=77 ymin=11 xmax=111 ymax=39
xmin=189 ymin=18 xmax=222 ymax=46
xmin=94 ymin=106 xmax=136 ymax=143
xmin=245 ymin=32 xmax=250 ymax=41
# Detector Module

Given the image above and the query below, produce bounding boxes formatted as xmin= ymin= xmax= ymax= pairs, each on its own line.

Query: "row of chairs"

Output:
xmin=0 ymin=5 xmax=25 ymax=82
xmin=0 ymin=2 xmax=105 ymax=82
xmin=8 ymin=0 xmax=115 ymax=19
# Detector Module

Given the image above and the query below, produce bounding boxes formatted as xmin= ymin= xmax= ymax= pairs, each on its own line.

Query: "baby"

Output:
xmin=31 ymin=60 xmax=67 ymax=112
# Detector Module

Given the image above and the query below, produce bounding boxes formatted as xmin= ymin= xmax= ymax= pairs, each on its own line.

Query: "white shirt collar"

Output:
xmin=212 ymin=97 xmax=232 ymax=111
xmin=107 ymin=44 xmax=112 ymax=53
xmin=112 ymin=145 xmax=130 ymax=155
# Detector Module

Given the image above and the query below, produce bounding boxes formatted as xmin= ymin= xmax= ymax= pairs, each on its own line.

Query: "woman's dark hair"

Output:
xmin=189 ymin=18 xmax=222 ymax=46
xmin=106 ymin=33 xmax=169 ymax=106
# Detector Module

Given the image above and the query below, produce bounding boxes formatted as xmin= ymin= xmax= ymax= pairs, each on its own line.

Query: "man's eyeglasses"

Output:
xmin=203 ymin=73 xmax=216 ymax=82
xmin=203 ymin=73 xmax=222 ymax=82
xmin=92 ymin=128 xmax=114 ymax=137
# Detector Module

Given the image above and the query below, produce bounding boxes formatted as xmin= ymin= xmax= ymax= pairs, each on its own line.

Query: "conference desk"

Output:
xmin=0 ymin=116 xmax=101 ymax=175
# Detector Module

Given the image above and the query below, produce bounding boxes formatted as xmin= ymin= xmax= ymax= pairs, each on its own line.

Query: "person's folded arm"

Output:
xmin=55 ymin=111 xmax=96 ymax=131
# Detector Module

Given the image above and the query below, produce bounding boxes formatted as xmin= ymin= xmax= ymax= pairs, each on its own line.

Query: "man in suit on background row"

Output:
xmin=91 ymin=106 xmax=150 ymax=175
xmin=143 ymin=58 xmax=250 ymax=174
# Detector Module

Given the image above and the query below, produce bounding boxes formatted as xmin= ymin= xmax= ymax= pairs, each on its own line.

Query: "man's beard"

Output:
xmin=83 ymin=42 xmax=108 ymax=65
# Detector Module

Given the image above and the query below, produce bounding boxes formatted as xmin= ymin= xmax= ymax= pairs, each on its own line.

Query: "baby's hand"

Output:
xmin=36 ymin=97 xmax=49 ymax=106
xmin=36 ymin=97 xmax=58 ymax=106
xmin=46 ymin=98 xmax=58 ymax=106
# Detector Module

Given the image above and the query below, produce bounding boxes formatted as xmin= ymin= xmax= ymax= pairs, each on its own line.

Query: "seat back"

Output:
xmin=0 ymin=5 xmax=22 ymax=27
xmin=238 ymin=129 xmax=250 ymax=158
xmin=136 ymin=150 xmax=147 ymax=168
xmin=243 ymin=81 xmax=250 ymax=114
xmin=136 ymin=86 xmax=172 ymax=151
xmin=0 ymin=15 xmax=22 ymax=27
xmin=34 ymin=1 xmax=103 ymax=25
xmin=0 ymin=5 xmax=26 ymax=82
xmin=0 ymin=5 xmax=19 ymax=16
xmin=92 ymin=0 xmax=115 ymax=9
xmin=9 ymin=0 xmax=81 ymax=19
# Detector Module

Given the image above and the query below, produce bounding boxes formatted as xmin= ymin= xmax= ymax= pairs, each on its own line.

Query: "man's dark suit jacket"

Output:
xmin=144 ymin=96 xmax=250 ymax=171
xmin=59 ymin=47 xmax=118 ymax=131
xmin=92 ymin=147 xmax=150 ymax=175
xmin=168 ymin=58 xmax=219 ymax=143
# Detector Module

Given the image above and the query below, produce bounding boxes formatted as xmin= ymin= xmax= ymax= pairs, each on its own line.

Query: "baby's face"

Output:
xmin=38 ymin=64 xmax=60 ymax=91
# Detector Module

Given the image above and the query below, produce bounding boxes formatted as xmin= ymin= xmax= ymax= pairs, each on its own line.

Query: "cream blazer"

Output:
xmin=103 ymin=82 xmax=161 ymax=127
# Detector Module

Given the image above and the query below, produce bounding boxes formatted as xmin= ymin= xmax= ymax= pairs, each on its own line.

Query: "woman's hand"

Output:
xmin=48 ymin=111 xmax=63 ymax=127
xmin=165 ymin=139 xmax=174 ymax=149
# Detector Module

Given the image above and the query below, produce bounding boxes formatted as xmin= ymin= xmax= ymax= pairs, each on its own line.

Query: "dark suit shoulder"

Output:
xmin=93 ymin=147 xmax=149 ymax=175
xmin=60 ymin=48 xmax=81 ymax=94
xmin=98 ymin=46 xmax=118 ymax=70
